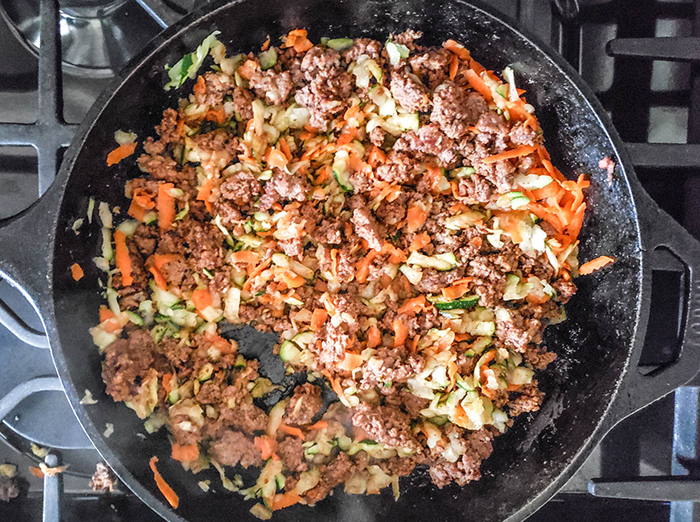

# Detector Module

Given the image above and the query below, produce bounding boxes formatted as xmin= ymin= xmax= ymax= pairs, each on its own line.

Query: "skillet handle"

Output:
xmin=0 ymin=191 xmax=59 ymax=315
xmin=605 ymin=192 xmax=700 ymax=429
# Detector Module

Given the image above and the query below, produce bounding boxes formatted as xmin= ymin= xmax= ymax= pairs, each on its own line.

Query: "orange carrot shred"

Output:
xmin=114 ymin=230 xmax=133 ymax=286
xmin=339 ymin=352 xmax=364 ymax=371
xmin=171 ymin=443 xmax=199 ymax=463
xmin=578 ymin=255 xmax=615 ymax=276
xmin=106 ymin=142 xmax=137 ymax=166
xmin=406 ymin=204 xmax=428 ymax=233
xmin=270 ymin=492 xmax=302 ymax=511
xmin=279 ymin=423 xmax=305 ymax=439
xmin=157 ymin=182 xmax=176 ymax=230
xmin=308 ymin=420 xmax=328 ymax=431
xmin=196 ymin=179 xmax=214 ymax=214
xmin=191 ymin=288 xmax=213 ymax=312
xmin=149 ymin=457 xmax=179 ymax=509
xmin=149 ymin=266 xmax=168 ymax=291
xmin=310 ymin=308 xmax=328 ymax=331
xmin=261 ymin=35 xmax=271 ymax=51
xmin=70 ymin=263 xmax=84 ymax=281
xmin=449 ymin=53 xmax=459 ymax=80
xmin=367 ymin=324 xmax=381 ymax=348
xmin=397 ymin=295 xmax=427 ymax=315
xmin=393 ymin=318 xmax=408 ymax=347
xmin=254 ymin=435 xmax=278 ymax=460
xmin=481 ymin=145 xmax=536 ymax=164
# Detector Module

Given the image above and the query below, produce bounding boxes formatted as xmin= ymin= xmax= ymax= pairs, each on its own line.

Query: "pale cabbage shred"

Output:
xmin=88 ymin=32 xmax=577 ymax=516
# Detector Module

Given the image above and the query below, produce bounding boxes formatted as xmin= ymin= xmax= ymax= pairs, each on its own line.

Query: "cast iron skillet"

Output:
xmin=2 ymin=0 xmax=700 ymax=520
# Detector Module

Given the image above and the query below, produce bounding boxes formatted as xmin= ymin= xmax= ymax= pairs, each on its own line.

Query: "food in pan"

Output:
xmin=88 ymin=29 xmax=608 ymax=517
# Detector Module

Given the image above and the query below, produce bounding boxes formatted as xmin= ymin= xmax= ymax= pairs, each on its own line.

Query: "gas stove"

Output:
xmin=0 ymin=0 xmax=698 ymax=520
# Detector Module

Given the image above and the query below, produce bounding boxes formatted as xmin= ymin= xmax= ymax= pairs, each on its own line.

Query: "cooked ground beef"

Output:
xmin=0 ymin=475 xmax=20 ymax=502
xmin=96 ymin=29 xmax=590 ymax=512
xmin=102 ymin=330 xmax=155 ymax=402
xmin=284 ymin=383 xmax=323 ymax=426
xmin=209 ymin=430 xmax=262 ymax=468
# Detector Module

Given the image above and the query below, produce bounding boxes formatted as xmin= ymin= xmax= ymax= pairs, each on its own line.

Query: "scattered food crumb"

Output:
xmin=197 ymin=480 xmax=211 ymax=492
xmin=598 ymin=156 xmax=615 ymax=184
xmin=72 ymin=218 xmax=84 ymax=235
xmin=103 ymin=423 xmax=114 ymax=438
xmin=38 ymin=463 xmax=69 ymax=477
xmin=30 ymin=444 xmax=49 ymax=459
xmin=0 ymin=464 xmax=17 ymax=479
xmin=0 ymin=472 xmax=20 ymax=502
xmin=90 ymin=462 xmax=117 ymax=493
xmin=80 ymin=389 xmax=98 ymax=405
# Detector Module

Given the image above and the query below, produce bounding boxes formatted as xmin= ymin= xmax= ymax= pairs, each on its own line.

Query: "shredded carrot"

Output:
xmin=266 ymin=146 xmax=289 ymax=169
xmin=393 ymin=318 xmax=408 ymax=347
xmin=162 ymin=373 xmax=173 ymax=394
xmin=279 ymin=423 xmax=305 ymax=439
xmin=344 ymin=104 xmax=361 ymax=122
xmin=578 ymin=255 xmax=615 ymax=276
xmin=310 ymin=308 xmax=328 ymax=331
xmin=205 ymin=107 xmax=227 ymax=125
xmin=229 ymin=251 xmax=260 ymax=264
xmin=254 ymin=435 xmax=278 ymax=460
xmin=406 ymin=204 xmax=428 ymax=233
xmin=238 ymin=59 xmax=259 ymax=80
xmin=99 ymin=306 xmax=116 ymax=323
xmin=397 ymin=295 xmax=427 ymax=315
xmin=340 ymin=352 xmax=364 ymax=371
xmin=442 ymin=39 xmax=471 ymax=60
xmin=367 ymin=324 xmax=381 ymax=348
xmin=481 ymin=145 xmax=536 ymax=164
xmin=149 ymin=267 xmax=168 ymax=290
xmin=132 ymin=188 xmax=156 ymax=210
xmin=409 ymin=232 xmax=431 ymax=252
xmin=464 ymin=69 xmax=493 ymax=102
xmin=355 ymin=250 xmax=378 ymax=283
xmin=243 ymin=257 xmax=272 ymax=291
xmin=196 ymin=178 xmax=213 ymax=214
xmin=380 ymin=242 xmax=407 ymax=263
xmin=193 ymin=75 xmax=206 ymax=97
xmin=278 ymin=137 xmax=292 ymax=161
xmin=154 ymin=254 xmax=179 ymax=272
xmin=157 ymin=182 xmax=176 ymax=230
xmin=191 ymin=288 xmax=213 ymax=312
xmin=128 ymin=199 xmax=148 ymax=222
xmin=149 ymin=456 xmax=179 ymax=509
xmin=336 ymin=126 xmax=357 ymax=146
xmin=284 ymin=29 xmax=313 ymax=53
xmin=368 ymin=146 xmax=386 ymax=167
xmin=449 ymin=53 xmax=459 ymax=80
xmin=477 ymin=350 xmax=496 ymax=384
xmin=441 ymin=282 xmax=471 ymax=301
xmin=261 ymin=35 xmax=271 ymax=51
xmin=270 ymin=492 xmax=302 ymax=511
xmin=70 ymin=263 xmax=84 ymax=281
xmin=114 ymin=230 xmax=133 ymax=286
xmin=171 ymin=443 xmax=199 ymax=462
xmin=106 ymin=142 xmax=137 ymax=166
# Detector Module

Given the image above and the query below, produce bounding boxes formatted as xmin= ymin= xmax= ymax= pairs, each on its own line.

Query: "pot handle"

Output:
xmin=0 ymin=192 xmax=59 ymax=321
xmin=605 ymin=191 xmax=700 ymax=429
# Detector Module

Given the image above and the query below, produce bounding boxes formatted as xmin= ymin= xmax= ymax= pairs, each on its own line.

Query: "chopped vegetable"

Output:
xmin=106 ymin=142 xmax=137 ymax=166
xmin=113 ymin=230 xmax=133 ymax=286
xmin=149 ymin=456 xmax=179 ymax=509
xmin=70 ymin=263 xmax=84 ymax=281
xmin=164 ymin=31 xmax=221 ymax=90
xmin=578 ymin=255 xmax=615 ymax=275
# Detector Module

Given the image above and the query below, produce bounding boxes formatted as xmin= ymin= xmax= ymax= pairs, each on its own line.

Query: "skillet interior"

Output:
xmin=49 ymin=0 xmax=643 ymax=520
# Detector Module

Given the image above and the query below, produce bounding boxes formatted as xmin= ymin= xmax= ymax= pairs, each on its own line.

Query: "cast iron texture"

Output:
xmin=2 ymin=0 xmax=700 ymax=521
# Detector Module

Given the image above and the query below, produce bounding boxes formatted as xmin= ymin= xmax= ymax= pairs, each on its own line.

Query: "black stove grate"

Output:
xmin=1 ymin=0 xmax=700 ymax=521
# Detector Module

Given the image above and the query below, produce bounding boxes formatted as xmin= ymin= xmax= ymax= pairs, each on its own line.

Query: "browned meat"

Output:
xmin=508 ymin=383 xmax=544 ymax=417
xmin=277 ymin=437 xmax=307 ymax=472
xmin=394 ymin=123 xmax=459 ymax=168
xmin=232 ymin=86 xmax=255 ymax=120
xmin=428 ymin=428 xmax=494 ymax=487
xmin=258 ymin=170 xmax=310 ymax=210
xmin=414 ymin=268 xmax=465 ymax=294
xmin=220 ymin=171 xmax=261 ymax=207
xmin=351 ymin=207 xmax=383 ymax=251
xmin=102 ymin=330 xmax=155 ymax=402
xmin=352 ymin=403 xmax=421 ymax=451
xmin=249 ymin=69 xmax=294 ymax=106
xmin=409 ymin=49 xmax=451 ymax=90
xmin=0 ymin=475 xmax=20 ymax=502
xmin=194 ymin=71 xmax=234 ymax=107
xmin=431 ymin=82 xmax=488 ymax=139
xmin=90 ymin=463 xmax=117 ymax=493
xmin=358 ymin=346 xmax=424 ymax=391
xmin=209 ymin=430 xmax=262 ymax=468
xmin=390 ymin=71 xmax=431 ymax=113
xmin=284 ymin=383 xmax=323 ymax=426
xmin=304 ymin=452 xmax=356 ymax=504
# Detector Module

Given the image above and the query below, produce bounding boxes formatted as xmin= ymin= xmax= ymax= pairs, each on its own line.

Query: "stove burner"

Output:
xmin=0 ymin=280 xmax=92 ymax=450
xmin=0 ymin=0 xmax=177 ymax=76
